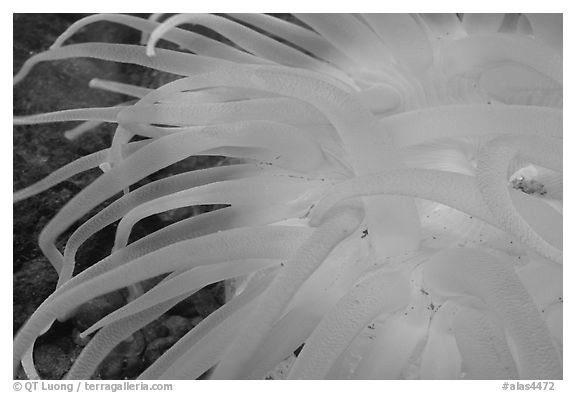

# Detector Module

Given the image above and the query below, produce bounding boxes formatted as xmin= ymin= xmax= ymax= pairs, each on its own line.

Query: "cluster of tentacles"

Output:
xmin=13 ymin=13 xmax=562 ymax=380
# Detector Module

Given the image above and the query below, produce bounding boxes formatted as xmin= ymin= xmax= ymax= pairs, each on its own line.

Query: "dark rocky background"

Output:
xmin=13 ymin=14 xmax=227 ymax=379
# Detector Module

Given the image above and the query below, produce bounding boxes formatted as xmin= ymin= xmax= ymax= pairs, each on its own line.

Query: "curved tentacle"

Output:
xmin=438 ymin=34 xmax=562 ymax=84
xmin=453 ymin=306 xmax=519 ymax=379
xmin=65 ymin=279 xmax=186 ymax=380
xmin=81 ymin=259 xmax=280 ymax=337
xmin=310 ymin=168 xmax=561 ymax=262
xmin=292 ymin=14 xmax=395 ymax=72
xmin=384 ymin=105 xmax=562 ymax=149
xmin=13 ymin=141 xmax=147 ymax=203
xmin=211 ymin=202 xmax=364 ymax=379
xmin=50 ymin=13 xmax=263 ymax=65
xmin=57 ymin=164 xmax=272 ymax=286
xmin=476 ymin=135 xmax=562 ymax=263
xmin=226 ymin=13 xmax=357 ymax=71
xmin=112 ymin=175 xmax=325 ymax=250
xmin=14 ymin=107 xmax=123 ymax=125
xmin=288 ymin=269 xmax=411 ymax=379
xmin=120 ymin=64 xmax=422 ymax=256
xmin=37 ymin=119 xmax=325 ymax=277
xmin=138 ymin=270 xmax=275 ymax=379
xmin=422 ymin=247 xmax=562 ymax=379
xmin=14 ymin=43 xmax=237 ymax=85
xmin=117 ymin=98 xmax=329 ymax=127
xmin=62 ymin=204 xmax=300 ymax=303
xmin=13 ymin=226 xmax=312 ymax=376
xmin=146 ymin=13 xmax=349 ymax=81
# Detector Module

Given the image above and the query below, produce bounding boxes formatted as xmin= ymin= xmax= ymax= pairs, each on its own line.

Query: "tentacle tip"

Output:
xmin=13 ymin=193 xmax=24 ymax=204
xmin=13 ymin=71 xmax=27 ymax=86
xmin=79 ymin=329 xmax=91 ymax=339
xmin=145 ymin=46 xmax=157 ymax=58
xmin=99 ymin=162 xmax=112 ymax=173
xmin=63 ymin=130 xmax=77 ymax=141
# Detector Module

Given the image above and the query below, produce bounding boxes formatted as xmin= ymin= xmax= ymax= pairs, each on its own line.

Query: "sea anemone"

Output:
xmin=13 ymin=13 xmax=562 ymax=380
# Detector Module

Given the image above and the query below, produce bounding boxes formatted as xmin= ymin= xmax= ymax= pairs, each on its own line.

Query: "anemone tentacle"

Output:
xmin=423 ymin=248 xmax=562 ymax=379
xmin=288 ymin=268 xmax=411 ymax=379
xmin=13 ymin=226 xmax=312 ymax=375
xmin=476 ymin=136 xmax=562 ymax=263
xmin=138 ymin=271 xmax=275 ymax=380
xmin=211 ymin=202 xmax=364 ymax=379
xmin=453 ymin=306 xmax=519 ymax=379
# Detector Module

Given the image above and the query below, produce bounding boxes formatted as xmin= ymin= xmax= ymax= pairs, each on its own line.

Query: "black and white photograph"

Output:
xmin=11 ymin=10 xmax=565 ymax=385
